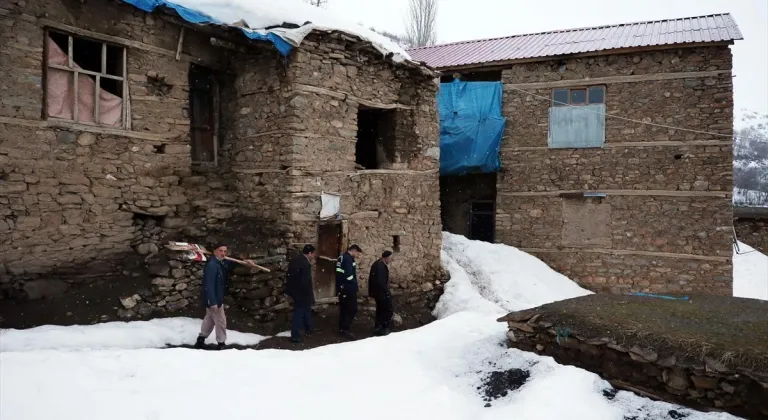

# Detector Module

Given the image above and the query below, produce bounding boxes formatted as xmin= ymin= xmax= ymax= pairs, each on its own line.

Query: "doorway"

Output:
xmin=440 ymin=172 xmax=497 ymax=242
xmin=469 ymin=200 xmax=495 ymax=242
xmin=315 ymin=222 xmax=343 ymax=299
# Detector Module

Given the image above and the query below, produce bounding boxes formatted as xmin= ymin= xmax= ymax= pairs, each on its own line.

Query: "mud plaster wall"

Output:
xmin=495 ymin=47 xmax=734 ymax=295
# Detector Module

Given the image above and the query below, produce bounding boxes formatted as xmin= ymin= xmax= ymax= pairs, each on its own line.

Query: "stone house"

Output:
xmin=0 ymin=0 xmax=444 ymax=317
xmin=410 ymin=14 xmax=742 ymax=295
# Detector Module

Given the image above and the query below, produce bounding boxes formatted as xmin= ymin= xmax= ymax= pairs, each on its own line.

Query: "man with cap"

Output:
xmin=368 ymin=250 xmax=394 ymax=336
xmin=336 ymin=244 xmax=362 ymax=339
xmin=195 ymin=244 xmax=236 ymax=350
xmin=286 ymin=244 xmax=316 ymax=343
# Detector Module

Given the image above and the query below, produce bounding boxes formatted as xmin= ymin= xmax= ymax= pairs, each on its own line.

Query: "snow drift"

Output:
xmin=733 ymin=241 xmax=768 ymax=301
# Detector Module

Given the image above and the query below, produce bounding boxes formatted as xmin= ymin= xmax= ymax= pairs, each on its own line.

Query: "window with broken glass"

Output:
xmin=45 ymin=31 xmax=127 ymax=128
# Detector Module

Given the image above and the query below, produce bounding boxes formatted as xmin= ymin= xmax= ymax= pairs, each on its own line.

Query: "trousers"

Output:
xmin=338 ymin=291 xmax=358 ymax=332
xmin=200 ymin=305 xmax=227 ymax=343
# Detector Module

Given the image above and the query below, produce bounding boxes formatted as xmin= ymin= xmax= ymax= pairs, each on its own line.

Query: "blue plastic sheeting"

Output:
xmin=438 ymin=80 xmax=506 ymax=176
xmin=120 ymin=0 xmax=294 ymax=55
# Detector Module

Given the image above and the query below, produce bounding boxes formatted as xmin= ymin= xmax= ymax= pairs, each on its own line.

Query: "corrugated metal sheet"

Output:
xmin=408 ymin=13 xmax=743 ymax=69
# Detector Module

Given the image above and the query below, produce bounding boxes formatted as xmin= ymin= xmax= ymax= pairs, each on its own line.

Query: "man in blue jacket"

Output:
xmin=195 ymin=244 xmax=236 ymax=350
xmin=336 ymin=244 xmax=362 ymax=339
xmin=286 ymin=244 xmax=316 ymax=343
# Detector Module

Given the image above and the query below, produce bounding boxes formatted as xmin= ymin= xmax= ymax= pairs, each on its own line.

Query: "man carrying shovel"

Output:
xmin=192 ymin=243 xmax=261 ymax=350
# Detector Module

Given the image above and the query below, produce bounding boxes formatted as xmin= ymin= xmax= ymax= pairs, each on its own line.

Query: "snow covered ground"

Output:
xmin=733 ymin=241 xmax=768 ymax=301
xmin=0 ymin=233 xmax=745 ymax=420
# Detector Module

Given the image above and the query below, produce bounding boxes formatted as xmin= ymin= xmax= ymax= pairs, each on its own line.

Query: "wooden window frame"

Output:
xmin=43 ymin=29 xmax=129 ymax=128
xmin=551 ymin=85 xmax=606 ymax=107
xmin=188 ymin=66 xmax=220 ymax=166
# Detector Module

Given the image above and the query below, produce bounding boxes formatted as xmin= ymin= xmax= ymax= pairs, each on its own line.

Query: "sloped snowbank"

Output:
xmin=435 ymin=233 xmax=592 ymax=319
xmin=0 ymin=317 xmax=267 ymax=352
xmin=733 ymin=241 xmax=768 ymax=301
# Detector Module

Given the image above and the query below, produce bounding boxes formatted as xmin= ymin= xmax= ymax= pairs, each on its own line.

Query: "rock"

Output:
xmin=664 ymin=368 xmax=690 ymax=391
xmin=171 ymin=268 xmax=187 ymax=279
xmin=175 ymin=283 xmax=188 ymax=291
xmin=629 ymin=346 xmax=658 ymax=362
xmin=392 ymin=312 xmax=403 ymax=327
xmin=135 ymin=243 xmax=159 ymax=255
xmin=148 ymin=263 xmax=171 ymax=277
xmin=705 ymin=357 xmax=729 ymax=373
xmin=420 ymin=282 xmax=434 ymax=292
xmin=77 ymin=133 xmax=97 ymax=146
xmin=657 ymin=355 xmax=677 ymax=368
xmin=720 ymin=382 xmax=736 ymax=394
xmin=166 ymin=298 xmax=190 ymax=311
xmin=506 ymin=330 xmax=517 ymax=342
xmin=507 ymin=321 xmax=535 ymax=333
xmin=117 ymin=308 xmax=136 ymax=319
xmin=136 ymin=302 xmax=154 ymax=316
xmin=151 ymin=277 xmax=175 ymax=287
xmin=166 ymin=293 xmax=183 ymax=302
xmin=23 ymin=279 xmax=68 ymax=300
xmin=691 ymin=375 xmax=719 ymax=389
xmin=119 ymin=294 xmax=141 ymax=309
xmin=56 ymin=131 xmax=76 ymax=143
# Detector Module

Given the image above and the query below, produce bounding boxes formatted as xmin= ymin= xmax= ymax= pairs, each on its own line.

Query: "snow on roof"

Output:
xmin=121 ymin=0 xmax=411 ymax=63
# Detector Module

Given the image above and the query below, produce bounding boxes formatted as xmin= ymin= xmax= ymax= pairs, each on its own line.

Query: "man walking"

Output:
xmin=286 ymin=244 xmax=316 ymax=343
xmin=368 ymin=251 xmax=394 ymax=336
xmin=195 ymin=244 xmax=234 ymax=350
xmin=336 ymin=244 xmax=362 ymax=339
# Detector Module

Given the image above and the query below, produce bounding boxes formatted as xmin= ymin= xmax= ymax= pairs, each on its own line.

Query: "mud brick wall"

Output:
xmin=495 ymin=46 xmax=734 ymax=295
xmin=734 ymin=217 xmax=768 ymax=254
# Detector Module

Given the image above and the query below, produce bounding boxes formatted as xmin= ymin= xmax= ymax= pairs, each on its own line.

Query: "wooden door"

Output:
xmin=315 ymin=222 xmax=342 ymax=299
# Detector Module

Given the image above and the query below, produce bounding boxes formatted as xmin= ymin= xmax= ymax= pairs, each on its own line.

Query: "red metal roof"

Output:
xmin=407 ymin=13 xmax=743 ymax=69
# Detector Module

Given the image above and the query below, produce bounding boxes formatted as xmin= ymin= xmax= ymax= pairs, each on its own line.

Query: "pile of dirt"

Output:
xmin=478 ymin=368 xmax=530 ymax=406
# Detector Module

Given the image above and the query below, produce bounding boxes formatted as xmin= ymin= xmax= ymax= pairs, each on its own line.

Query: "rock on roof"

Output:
xmin=408 ymin=13 xmax=743 ymax=69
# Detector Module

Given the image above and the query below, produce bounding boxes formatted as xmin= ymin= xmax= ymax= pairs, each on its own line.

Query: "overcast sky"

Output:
xmin=325 ymin=0 xmax=767 ymax=128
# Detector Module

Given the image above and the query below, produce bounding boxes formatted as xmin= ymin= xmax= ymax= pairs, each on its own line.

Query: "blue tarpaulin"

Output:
xmin=438 ymin=80 xmax=506 ymax=176
xmin=119 ymin=0 xmax=295 ymax=55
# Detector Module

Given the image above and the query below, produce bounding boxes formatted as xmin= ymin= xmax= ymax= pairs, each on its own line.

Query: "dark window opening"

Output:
xmin=552 ymin=86 xmax=605 ymax=106
xmin=49 ymin=31 xmax=124 ymax=97
xmin=189 ymin=64 xmax=218 ymax=164
xmin=356 ymin=107 xmax=396 ymax=170
xmin=392 ymin=235 xmax=401 ymax=253
xmin=439 ymin=70 xmax=502 ymax=83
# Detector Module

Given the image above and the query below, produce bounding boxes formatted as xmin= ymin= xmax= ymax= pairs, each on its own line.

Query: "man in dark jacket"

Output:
xmin=336 ymin=244 xmax=362 ymax=338
xmin=195 ymin=244 xmax=235 ymax=350
xmin=286 ymin=244 xmax=316 ymax=343
xmin=369 ymin=250 xmax=394 ymax=336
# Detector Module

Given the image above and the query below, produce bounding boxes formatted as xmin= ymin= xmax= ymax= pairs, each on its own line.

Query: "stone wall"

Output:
xmin=0 ymin=0 xmax=444 ymax=316
xmin=495 ymin=46 xmax=734 ymax=294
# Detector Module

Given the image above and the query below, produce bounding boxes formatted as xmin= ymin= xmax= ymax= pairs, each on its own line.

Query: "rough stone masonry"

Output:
xmin=0 ymin=0 xmax=446 ymax=320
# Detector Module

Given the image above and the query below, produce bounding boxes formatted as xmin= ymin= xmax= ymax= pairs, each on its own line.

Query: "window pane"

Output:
xmin=552 ymin=89 xmax=568 ymax=106
xmin=588 ymin=86 xmax=605 ymax=104
xmin=570 ymin=89 xmax=586 ymax=104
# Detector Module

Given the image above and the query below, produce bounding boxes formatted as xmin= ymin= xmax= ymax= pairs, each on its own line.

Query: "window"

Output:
xmin=45 ymin=31 xmax=126 ymax=127
xmin=392 ymin=235 xmax=401 ymax=253
xmin=188 ymin=64 xmax=219 ymax=164
xmin=551 ymin=86 xmax=605 ymax=106
xmin=548 ymin=85 xmax=606 ymax=149
xmin=355 ymin=107 xmax=396 ymax=169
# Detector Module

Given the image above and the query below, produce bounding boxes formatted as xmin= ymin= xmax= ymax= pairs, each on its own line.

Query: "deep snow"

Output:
xmin=0 ymin=232 xmax=744 ymax=420
xmin=733 ymin=240 xmax=768 ymax=301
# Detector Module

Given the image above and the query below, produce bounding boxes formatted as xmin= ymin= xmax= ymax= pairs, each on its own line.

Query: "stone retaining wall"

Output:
xmin=501 ymin=314 xmax=768 ymax=419
xmin=735 ymin=217 xmax=768 ymax=254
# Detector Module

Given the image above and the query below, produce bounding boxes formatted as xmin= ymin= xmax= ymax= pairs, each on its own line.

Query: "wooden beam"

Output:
xmin=498 ymin=189 xmax=731 ymax=198
xmin=501 ymin=140 xmax=733 ymax=152
xmin=434 ymin=42 xmax=734 ymax=72
xmin=0 ymin=116 xmax=184 ymax=142
xmin=293 ymin=84 xmax=414 ymax=110
xmin=522 ymin=247 xmax=731 ymax=262
xmin=175 ymin=27 xmax=185 ymax=61
xmin=504 ymin=70 xmax=731 ymax=91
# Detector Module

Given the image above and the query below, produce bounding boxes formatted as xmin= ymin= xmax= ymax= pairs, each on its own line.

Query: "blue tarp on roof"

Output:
xmin=438 ymin=80 xmax=506 ymax=176
xmin=120 ymin=0 xmax=294 ymax=55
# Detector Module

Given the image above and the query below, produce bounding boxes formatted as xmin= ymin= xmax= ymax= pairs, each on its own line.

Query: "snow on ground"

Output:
xmin=123 ymin=0 xmax=410 ymax=62
xmin=733 ymin=187 xmax=768 ymax=207
xmin=733 ymin=241 xmax=768 ymax=301
xmin=0 ymin=233 xmax=741 ymax=420
xmin=0 ymin=317 xmax=267 ymax=352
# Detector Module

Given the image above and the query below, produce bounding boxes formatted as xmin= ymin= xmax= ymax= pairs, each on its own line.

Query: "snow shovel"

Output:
xmin=165 ymin=242 xmax=271 ymax=272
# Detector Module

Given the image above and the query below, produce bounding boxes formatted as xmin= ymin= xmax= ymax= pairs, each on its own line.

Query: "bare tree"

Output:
xmin=404 ymin=0 xmax=438 ymax=48
xmin=304 ymin=0 xmax=327 ymax=7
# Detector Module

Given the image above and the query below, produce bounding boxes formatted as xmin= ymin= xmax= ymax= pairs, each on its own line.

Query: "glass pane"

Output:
xmin=588 ymin=86 xmax=605 ymax=104
xmin=570 ymin=89 xmax=586 ymax=104
xmin=552 ymin=89 xmax=568 ymax=106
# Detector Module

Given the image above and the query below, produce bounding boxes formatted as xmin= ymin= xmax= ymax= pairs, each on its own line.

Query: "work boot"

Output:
xmin=291 ymin=336 xmax=303 ymax=344
xmin=194 ymin=336 xmax=206 ymax=349
xmin=216 ymin=342 xmax=226 ymax=351
xmin=339 ymin=330 xmax=355 ymax=340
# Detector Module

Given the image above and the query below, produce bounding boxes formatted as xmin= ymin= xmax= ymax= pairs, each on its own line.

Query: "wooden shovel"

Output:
xmin=165 ymin=242 xmax=271 ymax=272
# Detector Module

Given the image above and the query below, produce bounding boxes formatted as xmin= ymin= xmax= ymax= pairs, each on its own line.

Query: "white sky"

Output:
xmin=326 ymin=0 xmax=768 ymax=128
